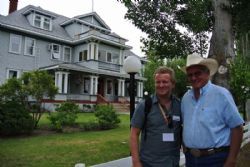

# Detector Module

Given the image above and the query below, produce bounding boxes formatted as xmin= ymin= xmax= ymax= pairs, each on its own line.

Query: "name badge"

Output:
xmin=162 ymin=133 xmax=174 ymax=142
xmin=173 ymin=115 xmax=180 ymax=121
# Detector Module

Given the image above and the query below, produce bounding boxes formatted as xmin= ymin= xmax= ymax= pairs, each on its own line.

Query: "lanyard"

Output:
xmin=158 ymin=102 xmax=172 ymax=126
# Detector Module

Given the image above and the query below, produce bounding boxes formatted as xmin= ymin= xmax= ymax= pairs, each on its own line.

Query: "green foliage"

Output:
xmin=144 ymin=57 xmax=188 ymax=98
xmin=166 ymin=58 xmax=188 ymax=98
xmin=0 ymin=101 xmax=34 ymax=136
xmin=118 ymin=0 xmax=250 ymax=58
xmin=144 ymin=55 xmax=164 ymax=95
xmin=48 ymin=102 xmax=79 ymax=131
xmin=0 ymin=70 xmax=58 ymax=128
xmin=80 ymin=121 xmax=100 ymax=131
xmin=229 ymin=55 xmax=250 ymax=116
xmin=94 ymin=105 xmax=121 ymax=130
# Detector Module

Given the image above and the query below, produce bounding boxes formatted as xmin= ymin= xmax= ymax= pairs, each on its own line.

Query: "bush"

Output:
xmin=80 ymin=122 xmax=100 ymax=131
xmin=0 ymin=101 xmax=34 ymax=136
xmin=94 ymin=105 xmax=120 ymax=130
xmin=48 ymin=102 xmax=80 ymax=131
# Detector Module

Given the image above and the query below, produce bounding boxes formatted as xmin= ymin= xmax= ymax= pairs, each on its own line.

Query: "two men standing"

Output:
xmin=130 ymin=54 xmax=244 ymax=167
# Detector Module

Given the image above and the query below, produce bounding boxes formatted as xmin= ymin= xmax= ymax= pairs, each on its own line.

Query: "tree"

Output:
xmin=0 ymin=70 xmax=58 ymax=128
xmin=118 ymin=0 xmax=250 ymax=87
xmin=21 ymin=70 xmax=58 ymax=128
xmin=144 ymin=52 xmax=164 ymax=95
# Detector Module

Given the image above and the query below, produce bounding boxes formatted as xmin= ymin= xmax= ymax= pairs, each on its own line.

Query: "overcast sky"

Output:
xmin=0 ymin=0 xmax=147 ymax=57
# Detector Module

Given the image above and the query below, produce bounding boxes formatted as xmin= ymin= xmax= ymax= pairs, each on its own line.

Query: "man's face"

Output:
xmin=186 ymin=65 xmax=210 ymax=90
xmin=154 ymin=73 xmax=174 ymax=97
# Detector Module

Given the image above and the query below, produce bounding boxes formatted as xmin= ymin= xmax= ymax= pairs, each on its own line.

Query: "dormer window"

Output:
xmin=34 ymin=14 xmax=52 ymax=31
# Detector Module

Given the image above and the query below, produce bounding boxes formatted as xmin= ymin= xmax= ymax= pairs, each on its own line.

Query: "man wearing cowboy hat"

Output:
xmin=181 ymin=53 xmax=244 ymax=167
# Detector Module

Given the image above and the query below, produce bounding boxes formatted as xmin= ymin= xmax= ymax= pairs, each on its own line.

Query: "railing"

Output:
xmin=98 ymin=61 xmax=121 ymax=72
xmin=96 ymin=94 xmax=109 ymax=105
xmin=241 ymin=122 xmax=250 ymax=148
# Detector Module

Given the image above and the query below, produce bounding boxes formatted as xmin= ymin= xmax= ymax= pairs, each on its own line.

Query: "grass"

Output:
xmin=0 ymin=113 xmax=130 ymax=167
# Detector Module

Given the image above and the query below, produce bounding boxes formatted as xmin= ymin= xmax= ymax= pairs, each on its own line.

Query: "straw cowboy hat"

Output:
xmin=181 ymin=53 xmax=218 ymax=76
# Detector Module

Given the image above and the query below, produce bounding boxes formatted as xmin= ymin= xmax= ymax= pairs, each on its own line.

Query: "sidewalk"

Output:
xmin=90 ymin=152 xmax=185 ymax=167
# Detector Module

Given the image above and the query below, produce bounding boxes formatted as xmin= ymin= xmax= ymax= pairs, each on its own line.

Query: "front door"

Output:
xmin=98 ymin=78 xmax=104 ymax=97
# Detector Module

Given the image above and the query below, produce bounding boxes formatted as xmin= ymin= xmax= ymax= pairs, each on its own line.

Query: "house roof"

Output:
xmin=40 ymin=62 xmax=146 ymax=80
xmin=0 ymin=5 xmax=130 ymax=48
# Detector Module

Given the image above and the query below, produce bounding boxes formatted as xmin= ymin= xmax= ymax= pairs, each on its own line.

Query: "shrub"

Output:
xmin=48 ymin=102 xmax=80 ymax=131
xmin=0 ymin=101 xmax=34 ymax=136
xmin=229 ymin=55 xmax=250 ymax=119
xmin=80 ymin=122 xmax=100 ymax=131
xmin=94 ymin=104 xmax=120 ymax=130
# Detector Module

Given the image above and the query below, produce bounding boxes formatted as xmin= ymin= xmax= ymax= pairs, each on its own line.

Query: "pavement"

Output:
xmin=88 ymin=152 xmax=185 ymax=167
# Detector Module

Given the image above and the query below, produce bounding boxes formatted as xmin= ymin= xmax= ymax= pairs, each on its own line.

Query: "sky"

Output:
xmin=0 ymin=0 xmax=147 ymax=57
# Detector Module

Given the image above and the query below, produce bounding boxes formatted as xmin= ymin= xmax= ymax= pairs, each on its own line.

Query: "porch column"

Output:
xmin=95 ymin=44 xmax=99 ymax=60
xmin=140 ymin=82 xmax=144 ymax=97
xmin=55 ymin=71 xmax=69 ymax=94
xmin=118 ymin=79 xmax=125 ymax=96
xmin=55 ymin=72 xmax=62 ymax=93
xmin=93 ymin=76 xmax=98 ymax=95
xmin=90 ymin=75 xmax=98 ymax=95
xmin=90 ymin=42 xmax=95 ymax=60
xmin=90 ymin=76 xmax=94 ymax=95
xmin=121 ymin=79 xmax=125 ymax=96
xmin=119 ymin=50 xmax=124 ymax=65
xmin=137 ymin=81 xmax=140 ymax=97
xmin=63 ymin=72 xmax=69 ymax=94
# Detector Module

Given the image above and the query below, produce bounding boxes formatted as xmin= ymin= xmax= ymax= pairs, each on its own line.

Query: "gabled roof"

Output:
xmin=69 ymin=12 xmax=111 ymax=31
xmin=0 ymin=5 xmax=72 ymax=41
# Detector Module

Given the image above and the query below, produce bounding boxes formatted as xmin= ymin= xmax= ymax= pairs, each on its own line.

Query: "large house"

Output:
xmin=0 ymin=0 xmax=146 ymax=109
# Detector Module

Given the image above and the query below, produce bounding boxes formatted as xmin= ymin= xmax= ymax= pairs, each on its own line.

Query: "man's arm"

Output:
xmin=224 ymin=125 xmax=243 ymax=167
xmin=130 ymin=127 xmax=142 ymax=167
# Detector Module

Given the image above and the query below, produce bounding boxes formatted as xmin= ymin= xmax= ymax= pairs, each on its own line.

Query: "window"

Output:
xmin=79 ymin=50 xmax=88 ymax=61
xmin=98 ymin=50 xmax=106 ymax=61
xmin=107 ymin=52 xmax=112 ymax=62
xmin=50 ymin=44 xmax=60 ymax=59
xmin=83 ymin=78 xmax=90 ymax=93
xmin=24 ymin=37 xmax=36 ymax=56
xmin=34 ymin=14 xmax=51 ymax=31
xmin=63 ymin=46 xmax=71 ymax=62
xmin=7 ymin=69 xmax=19 ymax=79
xmin=9 ymin=34 xmax=22 ymax=54
xmin=106 ymin=80 xmax=112 ymax=95
xmin=112 ymin=53 xmax=119 ymax=64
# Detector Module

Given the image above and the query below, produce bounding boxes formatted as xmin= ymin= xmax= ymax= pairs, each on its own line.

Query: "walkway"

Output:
xmin=90 ymin=152 xmax=185 ymax=167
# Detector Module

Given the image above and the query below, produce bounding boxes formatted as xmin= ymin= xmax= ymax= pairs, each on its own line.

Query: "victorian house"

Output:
xmin=0 ymin=0 xmax=146 ymax=109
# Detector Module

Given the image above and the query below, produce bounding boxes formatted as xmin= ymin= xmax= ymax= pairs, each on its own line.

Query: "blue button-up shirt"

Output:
xmin=181 ymin=81 xmax=244 ymax=148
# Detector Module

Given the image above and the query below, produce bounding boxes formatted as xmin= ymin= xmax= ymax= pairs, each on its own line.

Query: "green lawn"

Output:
xmin=0 ymin=113 xmax=130 ymax=167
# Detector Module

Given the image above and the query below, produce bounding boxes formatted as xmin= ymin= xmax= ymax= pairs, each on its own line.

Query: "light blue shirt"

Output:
xmin=181 ymin=81 xmax=244 ymax=148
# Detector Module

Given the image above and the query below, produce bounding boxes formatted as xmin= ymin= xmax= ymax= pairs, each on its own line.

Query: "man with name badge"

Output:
xmin=130 ymin=66 xmax=182 ymax=167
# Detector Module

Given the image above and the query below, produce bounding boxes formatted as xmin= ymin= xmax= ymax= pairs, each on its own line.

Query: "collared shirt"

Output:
xmin=181 ymin=81 xmax=244 ymax=148
xmin=131 ymin=94 xmax=182 ymax=166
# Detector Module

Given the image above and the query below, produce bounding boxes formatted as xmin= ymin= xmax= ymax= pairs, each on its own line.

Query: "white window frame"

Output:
xmin=63 ymin=46 xmax=71 ymax=62
xmin=79 ymin=50 xmax=88 ymax=62
xmin=6 ymin=69 xmax=20 ymax=79
xmin=9 ymin=34 xmax=22 ymax=54
xmin=24 ymin=37 xmax=36 ymax=56
xmin=50 ymin=43 xmax=60 ymax=60
xmin=33 ymin=14 xmax=52 ymax=31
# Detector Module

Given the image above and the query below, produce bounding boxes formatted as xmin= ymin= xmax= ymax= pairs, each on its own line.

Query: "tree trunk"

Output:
xmin=208 ymin=0 xmax=235 ymax=89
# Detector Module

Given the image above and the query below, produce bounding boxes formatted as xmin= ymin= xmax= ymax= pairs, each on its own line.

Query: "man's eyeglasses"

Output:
xmin=187 ymin=71 xmax=203 ymax=79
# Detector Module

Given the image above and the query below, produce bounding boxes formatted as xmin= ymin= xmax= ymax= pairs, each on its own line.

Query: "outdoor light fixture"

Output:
xmin=123 ymin=56 xmax=142 ymax=123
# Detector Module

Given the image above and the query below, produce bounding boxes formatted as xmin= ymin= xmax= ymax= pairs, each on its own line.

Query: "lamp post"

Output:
xmin=123 ymin=56 xmax=142 ymax=123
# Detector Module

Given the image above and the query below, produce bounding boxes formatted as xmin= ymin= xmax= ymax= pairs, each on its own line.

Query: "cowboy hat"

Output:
xmin=181 ymin=53 xmax=218 ymax=76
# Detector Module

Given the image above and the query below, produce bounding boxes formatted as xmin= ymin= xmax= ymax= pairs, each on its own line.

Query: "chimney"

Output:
xmin=9 ymin=0 xmax=18 ymax=14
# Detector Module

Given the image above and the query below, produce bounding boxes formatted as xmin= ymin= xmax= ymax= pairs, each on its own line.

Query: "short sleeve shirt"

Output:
xmin=131 ymin=94 xmax=182 ymax=166
xmin=181 ymin=81 xmax=244 ymax=148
